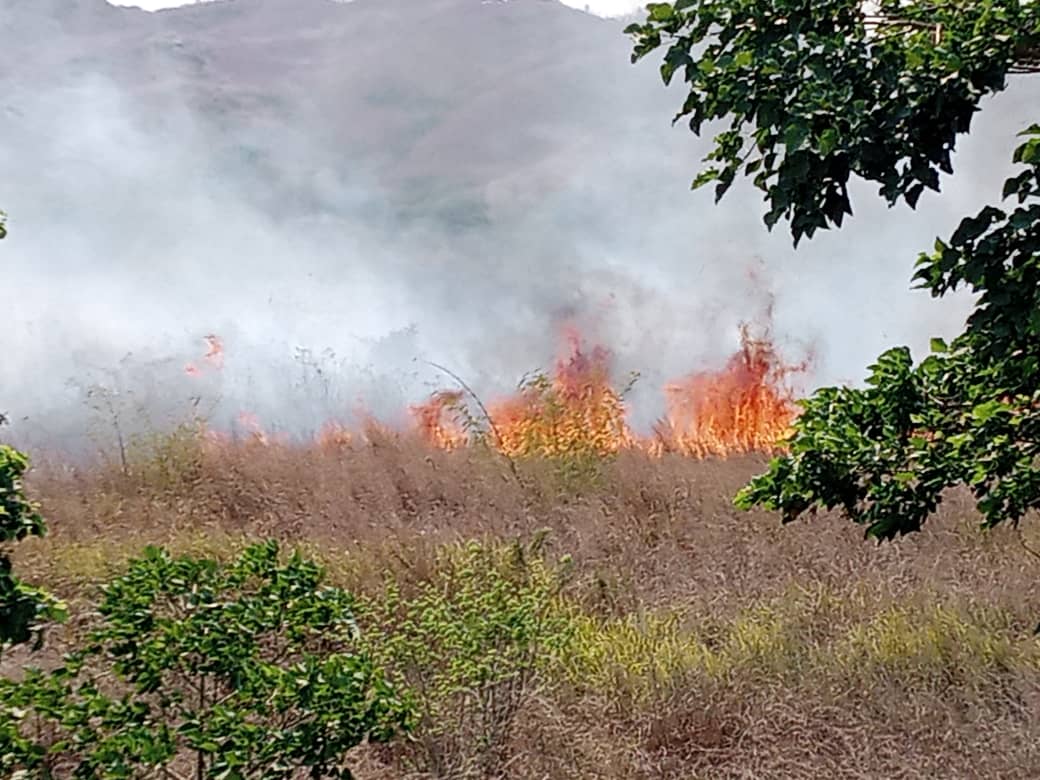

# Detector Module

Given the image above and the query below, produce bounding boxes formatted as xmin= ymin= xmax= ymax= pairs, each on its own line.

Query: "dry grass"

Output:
xmin=11 ymin=434 xmax=1040 ymax=778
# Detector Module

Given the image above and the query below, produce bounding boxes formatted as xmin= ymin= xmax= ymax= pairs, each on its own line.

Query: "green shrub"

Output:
xmin=358 ymin=536 xmax=575 ymax=778
xmin=0 ymin=444 xmax=66 ymax=655
xmin=0 ymin=541 xmax=411 ymax=778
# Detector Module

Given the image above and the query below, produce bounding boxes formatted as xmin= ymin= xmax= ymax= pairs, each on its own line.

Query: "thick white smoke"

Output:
xmin=2 ymin=0 xmax=1034 ymax=454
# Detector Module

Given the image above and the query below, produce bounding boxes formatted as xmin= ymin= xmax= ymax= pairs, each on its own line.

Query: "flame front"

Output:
xmin=653 ymin=325 xmax=802 ymax=458
xmin=414 ymin=325 xmax=802 ymax=459
xmin=190 ymin=322 xmax=805 ymax=460
xmin=411 ymin=391 xmax=468 ymax=451
xmin=490 ymin=330 xmax=633 ymax=458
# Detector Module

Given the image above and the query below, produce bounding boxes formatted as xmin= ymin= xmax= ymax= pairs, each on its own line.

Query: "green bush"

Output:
xmin=0 ymin=541 xmax=412 ymax=778
xmin=0 ymin=444 xmax=66 ymax=655
xmin=358 ymin=537 xmax=575 ymax=778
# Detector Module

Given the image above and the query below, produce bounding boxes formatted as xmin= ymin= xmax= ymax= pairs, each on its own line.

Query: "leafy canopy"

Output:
xmin=626 ymin=0 xmax=1040 ymax=244
xmin=628 ymin=0 xmax=1040 ymax=537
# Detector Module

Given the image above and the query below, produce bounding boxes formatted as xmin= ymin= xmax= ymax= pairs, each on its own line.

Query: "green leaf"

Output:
xmin=971 ymin=400 xmax=1007 ymax=422
xmin=648 ymin=3 xmax=674 ymax=22
xmin=817 ymin=128 xmax=839 ymax=156
xmin=691 ymin=167 xmax=721 ymax=190
xmin=628 ymin=0 xmax=1035 ymax=238
xmin=783 ymin=119 xmax=810 ymax=152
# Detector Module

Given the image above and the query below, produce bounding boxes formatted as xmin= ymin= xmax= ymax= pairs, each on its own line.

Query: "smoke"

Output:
xmin=1 ymin=0 xmax=1035 ymax=453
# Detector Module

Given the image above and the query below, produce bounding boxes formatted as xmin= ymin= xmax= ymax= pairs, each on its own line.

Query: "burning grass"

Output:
xmin=183 ymin=322 xmax=805 ymax=464
xmin=2 ymin=315 xmax=1034 ymax=778
xmin=9 ymin=432 xmax=1040 ymax=778
xmin=409 ymin=324 xmax=804 ymax=461
xmin=654 ymin=325 xmax=807 ymax=458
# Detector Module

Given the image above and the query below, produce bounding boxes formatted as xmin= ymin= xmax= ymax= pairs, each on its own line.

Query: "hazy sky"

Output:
xmin=106 ymin=0 xmax=647 ymax=16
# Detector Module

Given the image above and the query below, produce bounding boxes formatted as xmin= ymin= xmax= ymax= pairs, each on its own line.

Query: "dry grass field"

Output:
xmin=8 ymin=430 xmax=1040 ymax=779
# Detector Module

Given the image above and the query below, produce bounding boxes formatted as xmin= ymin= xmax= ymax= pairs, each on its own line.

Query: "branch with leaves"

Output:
xmin=0 ymin=444 xmax=67 ymax=655
xmin=1 ymin=542 xmax=412 ymax=778
xmin=628 ymin=0 xmax=1039 ymax=536
xmin=735 ymin=126 xmax=1040 ymax=537
xmin=627 ymin=0 xmax=1040 ymax=244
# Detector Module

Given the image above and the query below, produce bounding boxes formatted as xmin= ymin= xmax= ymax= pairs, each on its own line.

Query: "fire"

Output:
xmin=410 ymin=391 xmax=468 ymax=450
xmin=652 ymin=325 xmax=803 ymax=457
xmin=489 ymin=330 xmax=633 ymax=458
xmin=410 ymin=325 xmax=802 ymax=460
xmin=181 ymin=323 xmax=806 ymax=460
xmin=204 ymin=334 xmax=224 ymax=369
xmin=185 ymin=334 xmax=225 ymax=376
xmin=315 ymin=421 xmax=354 ymax=451
xmin=405 ymin=330 xmax=634 ymax=458
xmin=236 ymin=411 xmax=271 ymax=446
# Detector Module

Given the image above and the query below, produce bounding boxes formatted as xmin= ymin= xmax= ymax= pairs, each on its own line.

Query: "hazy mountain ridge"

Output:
xmin=3 ymin=0 xmax=645 ymax=223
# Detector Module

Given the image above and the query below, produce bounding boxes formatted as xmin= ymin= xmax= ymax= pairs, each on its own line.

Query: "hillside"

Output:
xmin=2 ymin=0 xmax=667 ymax=223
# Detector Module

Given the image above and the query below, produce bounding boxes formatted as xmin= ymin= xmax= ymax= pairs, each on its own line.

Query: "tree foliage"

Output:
xmin=2 ymin=214 xmax=64 ymax=651
xmin=627 ymin=0 xmax=1040 ymax=244
xmin=628 ymin=1 xmax=1040 ymax=535
xmin=0 ymin=443 xmax=66 ymax=653
xmin=0 ymin=542 xmax=411 ymax=778
xmin=734 ymin=128 xmax=1040 ymax=537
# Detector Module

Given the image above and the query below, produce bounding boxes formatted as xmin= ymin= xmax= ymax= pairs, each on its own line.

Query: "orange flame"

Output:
xmin=186 ymin=334 xmax=225 ymax=376
xmin=411 ymin=324 xmax=802 ymax=459
xmin=235 ymin=411 xmax=269 ymax=446
xmin=410 ymin=390 xmax=469 ymax=450
xmin=189 ymin=322 xmax=806 ymax=460
xmin=652 ymin=325 xmax=803 ymax=458
xmin=315 ymin=421 xmax=354 ymax=452
xmin=489 ymin=329 xmax=633 ymax=458
xmin=204 ymin=334 xmax=224 ymax=369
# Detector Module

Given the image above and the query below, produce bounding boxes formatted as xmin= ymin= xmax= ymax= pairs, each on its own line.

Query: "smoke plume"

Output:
xmin=1 ymin=0 xmax=1035 ymax=454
